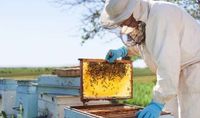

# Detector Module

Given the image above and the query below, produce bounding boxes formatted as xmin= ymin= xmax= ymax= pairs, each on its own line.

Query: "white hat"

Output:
xmin=100 ymin=0 xmax=139 ymax=28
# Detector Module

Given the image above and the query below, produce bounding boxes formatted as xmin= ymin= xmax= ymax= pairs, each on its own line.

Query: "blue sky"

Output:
xmin=0 ymin=0 xmax=147 ymax=68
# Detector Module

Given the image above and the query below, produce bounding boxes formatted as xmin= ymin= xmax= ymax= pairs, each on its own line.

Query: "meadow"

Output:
xmin=0 ymin=67 xmax=156 ymax=107
xmin=0 ymin=67 xmax=54 ymax=80
xmin=120 ymin=75 xmax=156 ymax=107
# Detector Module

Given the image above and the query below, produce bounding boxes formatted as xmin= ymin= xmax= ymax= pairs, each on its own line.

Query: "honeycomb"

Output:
xmin=80 ymin=59 xmax=133 ymax=100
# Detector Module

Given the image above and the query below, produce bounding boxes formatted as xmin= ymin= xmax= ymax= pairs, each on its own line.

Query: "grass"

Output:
xmin=118 ymin=68 xmax=156 ymax=107
xmin=0 ymin=67 xmax=54 ymax=80
xmin=119 ymin=75 xmax=156 ymax=107
xmin=133 ymin=68 xmax=154 ymax=77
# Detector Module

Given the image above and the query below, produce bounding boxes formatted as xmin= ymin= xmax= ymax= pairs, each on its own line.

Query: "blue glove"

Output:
xmin=136 ymin=101 xmax=164 ymax=118
xmin=105 ymin=46 xmax=128 ymax=63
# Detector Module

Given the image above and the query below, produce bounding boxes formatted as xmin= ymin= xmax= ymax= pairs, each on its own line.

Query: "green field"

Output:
xmin=0 ymin=67 xmax=54 ymax=80
xmin=0 ymin=67 xmax=156 ymax=107
xmin=128 ymin=68 xmax=156 ymax=106
xmin=119 ymin=75 xmax=156 ymax=107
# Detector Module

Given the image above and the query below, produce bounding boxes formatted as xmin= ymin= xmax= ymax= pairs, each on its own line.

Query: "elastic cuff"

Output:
xmin=151 ymin=100 xmax=165 ymax=110
xmin=120 ymin=46 xmax=128 ymax=57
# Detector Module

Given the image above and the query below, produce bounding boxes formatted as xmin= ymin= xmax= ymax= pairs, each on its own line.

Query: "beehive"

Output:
xmin=64 ymin=59 xmax=172 ymax=118
xmin=79 ymin=59 xmax=133 ymax=102
xmin=52 ymin=67 xmax=80 ymax=77
xmin=64 ymin=104 xmax=171 ymax=118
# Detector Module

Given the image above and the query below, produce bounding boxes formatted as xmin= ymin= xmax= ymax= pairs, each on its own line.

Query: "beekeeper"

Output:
xmin=100 ymin=0 xmax=200 ymax=118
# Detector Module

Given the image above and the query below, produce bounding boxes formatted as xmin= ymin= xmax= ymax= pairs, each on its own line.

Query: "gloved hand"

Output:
xmin=105 ymin=46 xmax=128 ymax=63
xmin=136 ymin=101 xmax=164 ymax=118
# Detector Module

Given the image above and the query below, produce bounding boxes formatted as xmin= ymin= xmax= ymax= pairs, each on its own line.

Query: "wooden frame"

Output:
xmin=79 ymin=58 xmax=133 ymax=103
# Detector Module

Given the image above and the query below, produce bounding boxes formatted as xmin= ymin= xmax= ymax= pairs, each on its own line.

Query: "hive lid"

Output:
xmin=79 ymin=59 xmax=133 ymax=102
xmin=52 ymin=67 xmax=80 ymax=77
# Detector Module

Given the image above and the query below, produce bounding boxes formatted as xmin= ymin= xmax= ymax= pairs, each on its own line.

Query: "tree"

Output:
xmin=54 ymin=0 xmax=200 ymax=43
xmin=164 ymin=0 xmax=200 ymax=19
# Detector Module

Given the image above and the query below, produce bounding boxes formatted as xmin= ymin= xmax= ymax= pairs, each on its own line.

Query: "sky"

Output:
xmin=0 ymin=0 xmax=147 ymax=68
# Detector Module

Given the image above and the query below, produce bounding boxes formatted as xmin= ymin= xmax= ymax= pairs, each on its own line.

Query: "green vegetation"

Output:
xmin=133 ymin=68 xmax=154 ymax=77
xmin=118 ymin=67 xmax=156 ymax=107
xmin=0 ymin=67 xmax=54 ymax=80
xmin=119 ymin=75 xmax=156 ymax=107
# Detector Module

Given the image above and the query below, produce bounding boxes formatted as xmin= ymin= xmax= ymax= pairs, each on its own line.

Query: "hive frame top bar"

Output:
xmin=79 ymin=58 xmax=133 ymax=104
xmin=79 ymin=58 xmax=132 ymax=64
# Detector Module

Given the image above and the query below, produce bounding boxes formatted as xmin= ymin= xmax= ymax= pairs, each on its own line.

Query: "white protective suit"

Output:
xmin=126 ymin=0 xmax=200 ymax=118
